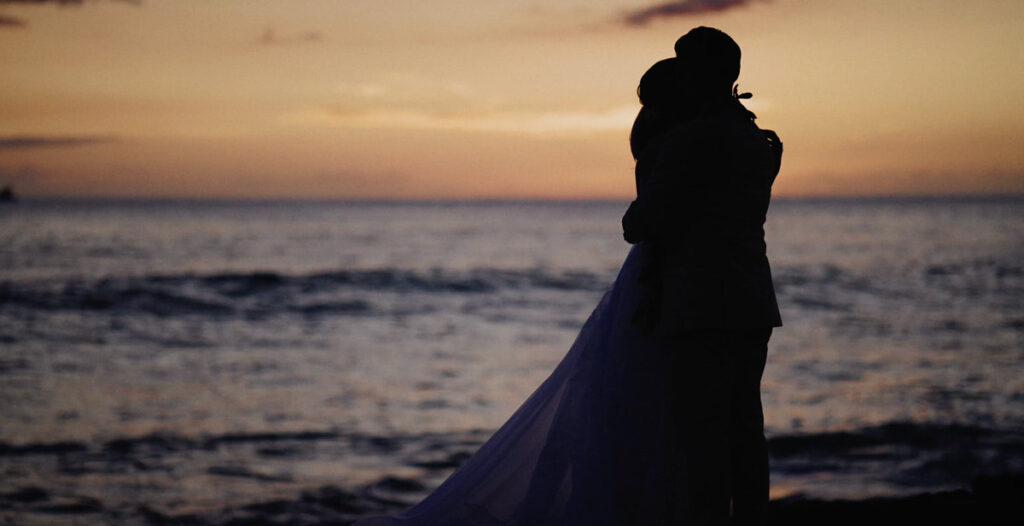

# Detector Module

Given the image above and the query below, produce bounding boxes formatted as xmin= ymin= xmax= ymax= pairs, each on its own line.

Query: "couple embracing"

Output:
xmin=358 ymin=26 xmax=783 ymax=526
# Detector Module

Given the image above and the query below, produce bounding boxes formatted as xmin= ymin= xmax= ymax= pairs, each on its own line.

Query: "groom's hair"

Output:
xmin=674 ymin=27 xmax=741 ymax=94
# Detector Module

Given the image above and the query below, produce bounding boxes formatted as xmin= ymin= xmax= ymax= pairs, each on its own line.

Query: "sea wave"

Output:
xmin=3 ymin=422 xmax=1020 ymax=480
xmin=0 ymin=267 xmax=611 ymax=318
xmin=1 ymin=260 xmax=1018 ymax=322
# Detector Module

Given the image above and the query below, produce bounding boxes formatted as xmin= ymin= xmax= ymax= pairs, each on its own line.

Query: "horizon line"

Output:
xmin=6 ymin=193 xmax=1024 ymax=204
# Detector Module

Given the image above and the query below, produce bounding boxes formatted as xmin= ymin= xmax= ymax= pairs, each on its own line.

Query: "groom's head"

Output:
xmin=674 ymin=27 xmax=741 ymax=98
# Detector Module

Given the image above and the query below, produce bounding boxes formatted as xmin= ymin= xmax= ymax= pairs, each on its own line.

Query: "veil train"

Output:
xmin=356 ymin=246 xmax=686 ymax=525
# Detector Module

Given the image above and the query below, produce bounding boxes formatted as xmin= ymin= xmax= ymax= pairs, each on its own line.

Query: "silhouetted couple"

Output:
xmin=357 ymin=27 xmax=782 ymax=525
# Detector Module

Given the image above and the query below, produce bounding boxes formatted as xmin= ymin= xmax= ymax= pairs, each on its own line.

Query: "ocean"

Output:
xmin=1 ymin=197 xmax=1022 ymax=523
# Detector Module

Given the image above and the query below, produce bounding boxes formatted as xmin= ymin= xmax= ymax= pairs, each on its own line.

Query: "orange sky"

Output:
xmin=1 ymin=0 xmax=1022 ymax=199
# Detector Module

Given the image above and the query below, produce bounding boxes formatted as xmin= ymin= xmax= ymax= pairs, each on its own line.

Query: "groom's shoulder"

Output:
xmin=661 ymin=119 xmax=713 ymax=148
xmin=663 ymin=112 xmax=754 ymax=152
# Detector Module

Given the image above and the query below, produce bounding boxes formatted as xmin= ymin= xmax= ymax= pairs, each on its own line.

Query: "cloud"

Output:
xmin=0 ymin=135 xmax=117 ymax=150
xmin=0 ymin=0 xmax=139 ymax=29
xmin=0 ymin=0 xmax=139 ymax=5
xmin=621 ymin=0 xmax=764 ymax=26
xmin=287 ymin=105 xmax=638 ymax=136
xmin=284 ymin=73 xmax=638 ymax=135
xmin=331 ymin=74 xmax=495 ymax=121
xmin=258 ymin=27 xmax=324 ymax=46
xmin=0 ymin=13 xmax=24 ymax=26
xmin=0 ymin=0 xmax=83 ymax=4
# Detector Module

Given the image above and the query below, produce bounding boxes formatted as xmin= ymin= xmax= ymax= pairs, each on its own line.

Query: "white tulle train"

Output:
xmin=356 ymin=246 xmax=686 ymax=525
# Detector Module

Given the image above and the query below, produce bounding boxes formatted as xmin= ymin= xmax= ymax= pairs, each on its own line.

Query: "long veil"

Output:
xmin=356 ymin=246 xmax=685 ymax=525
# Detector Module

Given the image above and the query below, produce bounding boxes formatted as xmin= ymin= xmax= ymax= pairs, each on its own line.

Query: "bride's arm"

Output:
xmin=622 ymin=148 xmax=658 ymax=243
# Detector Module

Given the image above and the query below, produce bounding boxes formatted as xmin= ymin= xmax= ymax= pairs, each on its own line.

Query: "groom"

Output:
xmin=622 ymin=27 xmax=782 ymax=525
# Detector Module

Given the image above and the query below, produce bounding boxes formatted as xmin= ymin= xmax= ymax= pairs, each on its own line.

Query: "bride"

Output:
xmin=356 ymin=27 xmax=781 ymax=526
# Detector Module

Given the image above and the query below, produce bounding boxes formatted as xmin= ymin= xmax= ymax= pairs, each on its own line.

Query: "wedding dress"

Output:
xmin=356 ymin=245 xmax=687 ymax=525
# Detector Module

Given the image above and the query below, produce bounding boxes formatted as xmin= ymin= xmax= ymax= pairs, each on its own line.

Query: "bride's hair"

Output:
xmin=629 ymin=55 xmax=758 ymax=160
xmin=637 ymin=57 xmax=679 ymax=107
xmin=630 ymin=58 xmax=679 ymax=160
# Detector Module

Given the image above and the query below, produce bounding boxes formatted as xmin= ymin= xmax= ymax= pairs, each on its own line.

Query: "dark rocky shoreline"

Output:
xmin=767 ymin=474 xmax=1024 ymax=525
xmin=3 ymin=423 xmax=1023 ymax=524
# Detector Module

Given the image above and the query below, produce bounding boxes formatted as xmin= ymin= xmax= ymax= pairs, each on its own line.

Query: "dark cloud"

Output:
xmin=0 ymin=0 xmax=139 ymax=5
xmin=0 ymin=13 xmax=25 ymax=26
xmin=0 ymin=0 xmax=139 ymax=29
xmin=621 ymin=0 xmax=763 ymax=26
xmin=0 ymin=135 xmax=117 ymax=150
xmin=0 ymin=0 xmax=83 ymax=4
xmin=258 ymin=27 xmax=324 ymax=46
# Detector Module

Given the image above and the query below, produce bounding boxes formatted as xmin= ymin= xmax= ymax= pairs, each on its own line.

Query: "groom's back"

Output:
xmin=653 ymin=102 xmax=783 ymax=330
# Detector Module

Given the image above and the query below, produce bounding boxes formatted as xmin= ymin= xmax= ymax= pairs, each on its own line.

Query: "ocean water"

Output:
xmin=1 ymin=198 xmax=1022 ymax=521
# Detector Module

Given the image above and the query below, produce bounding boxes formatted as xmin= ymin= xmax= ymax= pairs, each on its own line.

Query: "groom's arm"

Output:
xmin=622 ymin=125 xmax=711 ymax=244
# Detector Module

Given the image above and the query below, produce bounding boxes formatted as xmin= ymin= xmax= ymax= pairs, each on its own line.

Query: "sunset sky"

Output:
xmin=1 ymin=0 xmax=1022 ymax=199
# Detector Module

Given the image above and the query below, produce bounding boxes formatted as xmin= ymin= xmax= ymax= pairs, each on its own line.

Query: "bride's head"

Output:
xmin=630 ymin=58 xmax=680 ymax=160
xmin=637 ymin=57 xmax=680 ymax=109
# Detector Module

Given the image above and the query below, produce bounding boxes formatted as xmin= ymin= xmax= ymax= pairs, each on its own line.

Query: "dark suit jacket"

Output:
xmin=622 ymin=101 xmax=783 ymax=330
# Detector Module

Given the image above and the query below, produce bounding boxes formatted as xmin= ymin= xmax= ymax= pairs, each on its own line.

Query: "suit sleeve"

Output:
xmin=622 ymin=126 xmax=708 ymax=244
xmin=762 ymin=129 xmax=783 ymax=184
